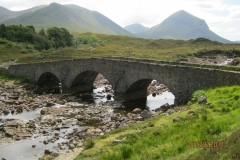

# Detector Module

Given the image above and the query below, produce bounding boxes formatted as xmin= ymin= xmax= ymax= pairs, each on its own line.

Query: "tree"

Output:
xmin=47 ymin=27 xmax=74 ymax=48
xmin=27 ymin=25 xmax=35 ymax=32
xmin=0 ymin=24 xmax=6 ymax=38
xmin=38 ymin=28 xmax=46 ymax=37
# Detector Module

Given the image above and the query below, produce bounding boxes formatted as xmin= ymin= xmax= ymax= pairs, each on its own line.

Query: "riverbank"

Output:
xmin=0 ymin=74 xmax=174 ymax=160
xmin=74 ymin=85 xmax=240 ymax=160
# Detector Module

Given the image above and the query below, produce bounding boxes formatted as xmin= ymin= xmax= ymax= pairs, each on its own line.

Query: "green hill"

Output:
xmin=137 ymin=10 xmax=231 ymax=43
xmin=2 ymin=3 xmax=132 ymax=36
xmin=0 ymin=5 xmax=46 ymax=23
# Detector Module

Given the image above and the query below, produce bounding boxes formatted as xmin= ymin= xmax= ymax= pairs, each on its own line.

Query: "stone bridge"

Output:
xmin=7 ymin=57 xmax=240 ymax=104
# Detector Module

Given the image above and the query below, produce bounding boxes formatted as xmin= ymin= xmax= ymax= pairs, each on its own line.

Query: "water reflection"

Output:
xmin=122 ymin=91 xmax=175 ymax=112
xmin=0 ymin=108 xmax=42 ymax=122
xmin=147 ymin=92 xmax=175 ymax=112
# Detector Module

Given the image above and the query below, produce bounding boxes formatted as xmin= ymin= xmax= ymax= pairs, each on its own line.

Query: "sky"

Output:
xmin=0 ymin=0 xmax=240 ymax=41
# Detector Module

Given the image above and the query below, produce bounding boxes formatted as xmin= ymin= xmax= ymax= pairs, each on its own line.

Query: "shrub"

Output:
xmin=121 ymin=146 xmax=133 ymax=159
xmin=6 ymin=42 xmax=13 ymax=47
xmin=0 ymin=38 xmax=8 ymax=44
xmin=221 ymin=106 xmax=230 ymax=113
xmin=20 ymin=49 xmax=28 ymax=54
xmin=84 ymin=140 xmax=95 ymax=149
xmin=201 ymin=114 xmax=208 ymax=121
xmin=191 ymin=90 xmax=206 ymax=102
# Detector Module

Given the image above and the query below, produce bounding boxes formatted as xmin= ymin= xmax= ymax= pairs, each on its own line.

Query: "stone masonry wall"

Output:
xmin=7 ymin=58 xmax=240 ymax=104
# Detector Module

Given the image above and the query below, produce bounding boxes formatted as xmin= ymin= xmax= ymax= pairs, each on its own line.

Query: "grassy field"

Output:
xmin=1 ymin=33 xmax=240 ymax=64
xmin=74 ymin=85 xmax=240 ymax=160
xmin=0 ymin=74 xmax=30 ymax=83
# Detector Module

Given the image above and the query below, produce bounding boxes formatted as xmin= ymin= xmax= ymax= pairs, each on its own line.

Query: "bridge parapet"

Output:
xmin=7 ymin=57 xmax=240 ymax=104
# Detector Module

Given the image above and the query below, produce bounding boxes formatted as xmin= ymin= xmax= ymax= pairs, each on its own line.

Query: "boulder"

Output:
xmin=44 ymin=149 xmax=52 ymax=155
xmin=132 ymin=108 xmax=142 ymax=114
xmin=173 ymin=117 xmax=181 ymax=122
xmin=5 ymin=120 xmax=19 ymax=127
xmin=112 ymin=139 xmax=122 ymax=144
xmin=114 ymin=122 xmax=121 ymax=128
xmin=69 ymin=143 xmax=75 ymax=149
xmin=3 ymin=110 xmax=10 ymax=115
xmin=140 ymin=109 xmax=151 ymax=119
xmin=106 ymin=94 xmax=112 ymax=100
xmin=198 ymin=96 xmax=207 ymax=104
xmin=159 ymin=103 xmax=171 ymax=112
xmin=4 ymin=127 xmax=17 ymax=137
xmin=166 ymin=109 xmax=174 ymax=115
xmin=50 ymin=152 xmax=60 ymax=157
xmin=46 ymin=102 xmax=55 ymax=107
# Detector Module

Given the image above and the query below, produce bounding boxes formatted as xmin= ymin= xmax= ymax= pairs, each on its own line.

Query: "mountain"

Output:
xmin=0 ymin=5 xmax=46 ymax=23
xmin=2 ymin=3 xmax=132 ymax=36
xmin=136 ymin=10 xmax=231 ymax=43
xmin=124 ymin=23 xmax=149 ymax=34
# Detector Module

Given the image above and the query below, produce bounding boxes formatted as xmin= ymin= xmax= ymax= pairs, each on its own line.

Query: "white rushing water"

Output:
xmin=92 ymin=86 xmax=114 ymax=103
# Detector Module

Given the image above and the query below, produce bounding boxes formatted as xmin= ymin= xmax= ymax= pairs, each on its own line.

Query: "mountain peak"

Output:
xmin=137 ymin=10 xmax=231 ymax=43
xmin=2 ymin=3 xmax=131 ymax=36
xmin=124 ymin=23 xmax=149 ymax=34
xmin=49 ymin=2 xmax=60 ymax=6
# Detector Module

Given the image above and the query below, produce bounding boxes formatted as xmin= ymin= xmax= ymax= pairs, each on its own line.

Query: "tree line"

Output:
xmin=0 ymin=24 xmax=74 ymax=51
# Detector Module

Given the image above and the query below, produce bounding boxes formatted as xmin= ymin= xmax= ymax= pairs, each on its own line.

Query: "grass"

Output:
xmin=0 ymin=33 xmax=240 ymax=64
xmin=0 ymin=74 xmax=31 ymax=83
xmin=74 ymin=85 xmax=240 ymax=160
xmin=0 ymin=38 xmax=39 ymax=63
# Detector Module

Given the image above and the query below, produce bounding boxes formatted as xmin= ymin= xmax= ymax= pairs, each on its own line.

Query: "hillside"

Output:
xmin=74 ymin=85 xmax=240 ymax=160
xmin=137 ymin=10 xmax=231 ymax=43
xmin=0 ymin=5 xmax=46 ymax=23
xmin=124 ymin=23 xmax=149 ymax=34
xmin=2 ymin=3 xmax=132 ymax=36
xmin=1 ymin=33 xmax=240 ymax=65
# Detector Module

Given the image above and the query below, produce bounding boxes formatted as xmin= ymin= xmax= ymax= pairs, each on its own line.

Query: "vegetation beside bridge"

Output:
xmin=0 ymin=33 xmax=240 ymax=68
xmin=75 ymin=85 xmax=240 ymax=160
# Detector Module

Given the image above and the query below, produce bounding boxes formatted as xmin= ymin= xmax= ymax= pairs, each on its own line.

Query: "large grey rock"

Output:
xmin=112 ymin=139 xmax=122 ymax=144
xmin=50 ymin=152 xmax=60 ymax=157
xmin=69 ymin=143 xmax=75 ymax=149
xmin=140 ymin=109 xmax=151 ymax=119
xmin=198 ymin=96 xmax=207 ymax=104
xmin=173 ymin=117 xmax=181 ymax=122
xmin=160 ymin=103 xmax=171 ymax=112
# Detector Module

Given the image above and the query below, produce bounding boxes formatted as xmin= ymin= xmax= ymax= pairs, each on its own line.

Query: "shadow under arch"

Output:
xmin=71 ymin=70 xmax=102 ymax=93
xmin=124 ymin=79 xmax=175 ymax=111
xmin=36 ymin=72 xmax=61 ymax=94
xmin=125 ymin=79 xmax=153 ymax=101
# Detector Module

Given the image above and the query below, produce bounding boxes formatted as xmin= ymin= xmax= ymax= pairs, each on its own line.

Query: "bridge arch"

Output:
xmin=70 ymin=70 xmax=113 ymax=94
xmin=126 ymin=79 xmax=152 ymax=100
xmin=125 ymin=78 xmax=175 ymax=101
xmin=36 ymin=72 xmax=61 ymax=94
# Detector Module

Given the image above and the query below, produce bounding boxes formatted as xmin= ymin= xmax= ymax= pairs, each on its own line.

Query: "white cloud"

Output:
xmin=209 ymin=26 xmax=222 ymax=32
xmin=0 ymin=0 xmax=239 ymax=40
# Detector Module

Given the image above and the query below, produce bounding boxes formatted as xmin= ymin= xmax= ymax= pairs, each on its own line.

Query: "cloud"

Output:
xmin=209 ymin=26 xmax=222 ymax=32
xmin=0 ymin=0 xmax=240 ymax=40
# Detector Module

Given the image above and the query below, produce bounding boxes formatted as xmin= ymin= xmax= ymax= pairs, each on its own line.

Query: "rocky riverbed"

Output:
xmin=0 ymin=76 xmax=175 ymax=160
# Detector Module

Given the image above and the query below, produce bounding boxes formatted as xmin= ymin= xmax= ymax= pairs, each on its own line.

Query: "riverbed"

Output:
xmin=0 ymin=81 xmax=174 ymax=160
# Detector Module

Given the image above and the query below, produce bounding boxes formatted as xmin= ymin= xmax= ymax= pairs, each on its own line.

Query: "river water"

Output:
xmin=0 ymin=87 xmax=175 ymax=160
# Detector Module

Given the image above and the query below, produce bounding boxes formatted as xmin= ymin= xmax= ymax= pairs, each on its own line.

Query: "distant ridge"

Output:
xmin=0 ymin=5 xmax=46 ymax=23
xmin=124 ymin=23 xmax=149 ymax=34
xmin=136 ymin=10 xmax=231 ymax=43
xmin=2 ymin=3 xmax=132 ymax=36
